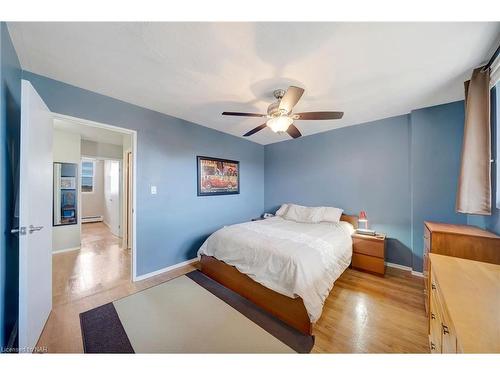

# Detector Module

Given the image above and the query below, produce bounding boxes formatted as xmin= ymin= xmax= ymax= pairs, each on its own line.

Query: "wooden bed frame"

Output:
xmin=200 ymin=214 xmax=358 ymax=335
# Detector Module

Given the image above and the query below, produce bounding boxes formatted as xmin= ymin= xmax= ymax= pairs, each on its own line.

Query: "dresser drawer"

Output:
xmin=441 ymin=321 xmax=457 ymax=353
xmin=430 ymin=269 xmax=443 ymax=312
xmin=352 ymin=253 xmax=385 ymax=274
xmin=352 ymin=236 xmax=385 ymax=258
xmin=429 ymin=332 xmax=441 ymax=354
xmin=429 ymin=266 xmax=458 ymax=354
xmin=429 ymin=273 xmax=443 ymax=353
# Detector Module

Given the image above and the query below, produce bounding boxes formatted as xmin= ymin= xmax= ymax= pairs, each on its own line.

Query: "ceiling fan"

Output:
xmin=222 ymin=86 xmax=343 ymax=139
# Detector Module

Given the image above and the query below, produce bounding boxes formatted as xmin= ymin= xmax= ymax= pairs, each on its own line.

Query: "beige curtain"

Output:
xmin=456 ymin=67 xmax=491 ymax=215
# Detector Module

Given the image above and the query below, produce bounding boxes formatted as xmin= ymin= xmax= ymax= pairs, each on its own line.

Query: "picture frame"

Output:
xmin=197 ymin=156 xmax=240 ymax=196
xmin=53 ymin=162 xmax=78 ymax=226
xmin=60 ymin=176 xmax=76 ymax=189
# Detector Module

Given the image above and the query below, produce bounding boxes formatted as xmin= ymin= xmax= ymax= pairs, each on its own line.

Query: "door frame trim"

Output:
xmin=51 ymin=113 xmax=139 ymax=281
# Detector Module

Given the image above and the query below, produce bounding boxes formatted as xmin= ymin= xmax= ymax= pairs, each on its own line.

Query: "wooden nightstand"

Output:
xmin=351 ymin=233 xmax=386 ymax=275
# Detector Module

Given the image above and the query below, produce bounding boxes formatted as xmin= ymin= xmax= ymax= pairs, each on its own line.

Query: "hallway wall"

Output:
xmin=81 ymin=139 xmax=122 ymax=159
xmin=103 ymin=159 xmax=122 ymax=237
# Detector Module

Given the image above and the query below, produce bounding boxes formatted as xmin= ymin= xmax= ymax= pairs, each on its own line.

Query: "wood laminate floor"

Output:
xmin=312 ymin=267 xmax=428 ymax=353
xmin=38 ymin=228 xmax=428 ymax=353
xmin=52 ymin=222 xmax=131 ymax=306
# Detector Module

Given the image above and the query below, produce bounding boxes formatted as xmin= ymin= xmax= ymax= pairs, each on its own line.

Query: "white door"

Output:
xmin=104 ymin=160 xmax=120 ymax=237
xmin=18 ymin=80 xmax=53 ymax=352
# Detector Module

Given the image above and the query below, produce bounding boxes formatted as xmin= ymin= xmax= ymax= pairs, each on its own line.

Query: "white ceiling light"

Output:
xmin=267 ymin=116 xmax=293 ymax=133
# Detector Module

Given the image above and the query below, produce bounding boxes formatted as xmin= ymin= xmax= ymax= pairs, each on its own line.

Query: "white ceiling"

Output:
xmin=9 ymin=22 xmax=500 ymax=145
xmin=54 ymin=118 xmax=125 ymax=146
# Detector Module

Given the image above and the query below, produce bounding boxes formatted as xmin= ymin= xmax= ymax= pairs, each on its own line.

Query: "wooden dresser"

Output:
xmin=429 ymin=254 xmax=500 ymax=353
xmin=423 ymin=221 xmax=500 ymax=314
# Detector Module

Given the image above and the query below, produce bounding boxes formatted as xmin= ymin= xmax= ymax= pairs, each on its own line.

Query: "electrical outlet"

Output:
xmin=151 ymin=185 xmax=157 ymax=195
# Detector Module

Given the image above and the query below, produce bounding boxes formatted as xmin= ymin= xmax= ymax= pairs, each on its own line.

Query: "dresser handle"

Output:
xmin=442 ymin=324 xmax=449 ymax=335
xmin=430 ymin=342 xmax=436 ymax=350
xmin=431 ymin=313 xmax=436 ymax=320
xmin=431 ymin=283 xmax=436 ymax=290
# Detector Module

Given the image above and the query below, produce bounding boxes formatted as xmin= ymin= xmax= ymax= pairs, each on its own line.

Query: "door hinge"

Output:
xmin=11 ymin=226 xmax=27 ymax=236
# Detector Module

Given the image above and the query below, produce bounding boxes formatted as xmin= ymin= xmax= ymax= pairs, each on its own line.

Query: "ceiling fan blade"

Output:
xmin=222 ymin=111 xmax=266 ymax=117
xmin=279 ymin=86 xmax=305 ymax=113
xmin=295 ymin=111 xmax=344 ymax=120
xmin=286 ymin=124 xmax=302 ymax=139
xmin=243 ymin=123 xmax=267 ymax=137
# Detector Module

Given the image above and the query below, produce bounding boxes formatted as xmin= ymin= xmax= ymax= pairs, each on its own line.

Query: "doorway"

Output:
xmin=51 ymin=114 xmax=136 ymax=305
xmin=81 ymin=158 xmax=122 ymax=236
xmin=16 ymin=81 xmax=137 ymax=351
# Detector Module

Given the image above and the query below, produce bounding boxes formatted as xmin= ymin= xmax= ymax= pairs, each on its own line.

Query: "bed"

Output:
xmin=197 ymin=213 xmax=357 ymax=335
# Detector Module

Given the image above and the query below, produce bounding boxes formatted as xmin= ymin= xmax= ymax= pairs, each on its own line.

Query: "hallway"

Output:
xmin=52 ymin=222 xmax=131 ymax=306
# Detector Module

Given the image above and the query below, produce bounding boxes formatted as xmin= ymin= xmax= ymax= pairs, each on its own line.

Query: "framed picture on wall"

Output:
xmin=197 ymin=156 xmax=240 ymax=196
xmin=60 ymin=176 xmax=76 ymax=189
xmin=53 ymin=162 xmax=78 ymax=226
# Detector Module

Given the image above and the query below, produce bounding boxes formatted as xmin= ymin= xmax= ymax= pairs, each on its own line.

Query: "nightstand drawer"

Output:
xmin=352 ymin=237 xmax=385 ymax=258
xmin=352 ymin=253 xmax=385 ymax=274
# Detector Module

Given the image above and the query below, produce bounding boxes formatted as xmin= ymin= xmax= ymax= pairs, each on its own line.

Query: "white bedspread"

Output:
xmin=197 ymin=217 xmax=353 ymax=323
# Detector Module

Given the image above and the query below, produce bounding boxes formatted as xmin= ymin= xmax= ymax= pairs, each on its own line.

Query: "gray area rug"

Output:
xmin=80 ymin=303 xmax=134 ymax=353
xmin=80 ymin=270 xmax=314 ymax=353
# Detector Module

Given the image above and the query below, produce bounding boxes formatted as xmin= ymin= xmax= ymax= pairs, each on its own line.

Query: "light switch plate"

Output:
xmin=150 ymin=185 xmax=157 ymax=195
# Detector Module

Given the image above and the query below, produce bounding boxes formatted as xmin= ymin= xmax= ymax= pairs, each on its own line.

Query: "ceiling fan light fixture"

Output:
xmin=267 ymin=116 xmax=293 ymax=133
xmin=222 ymin=85 xmax=343 ymax=139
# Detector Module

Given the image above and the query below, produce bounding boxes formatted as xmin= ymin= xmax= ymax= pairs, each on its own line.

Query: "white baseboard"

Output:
xmin=52 ymin=246 xmax=80 ymax=254
xmin=82 ymin=215 xmax=103 ymax=223
xmin=385 ymin=262 xmax=412 ymax=271
xmin=134 ymin=257 xmax=198 ymax=282
xmin=385 ymin=261 xmax=423 ymax=277
xmin=102 ymin=220 xmax=121 ymax=237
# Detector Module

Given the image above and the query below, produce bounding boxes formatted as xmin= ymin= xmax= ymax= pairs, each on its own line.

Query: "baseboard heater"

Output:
xmin=82 ymin=215 xmax=104 ymax=223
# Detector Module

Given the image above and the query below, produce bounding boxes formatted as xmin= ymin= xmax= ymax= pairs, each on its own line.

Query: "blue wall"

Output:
xmin=410 ymin=102 xmax=468 ymax=270
xmin=1 ymin=22 xmax=21 ymax=350
xmin=265 ymin=115 xmax=413 ymax=267
xmin=265 ymin=101 xmax=468 ymax=272
xmin=22 ymin=71 xmax=265 ymax=277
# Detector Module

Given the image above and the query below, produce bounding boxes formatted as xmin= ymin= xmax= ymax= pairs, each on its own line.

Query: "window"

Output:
xmin=81 ymin=159 xmax=95 ymax=193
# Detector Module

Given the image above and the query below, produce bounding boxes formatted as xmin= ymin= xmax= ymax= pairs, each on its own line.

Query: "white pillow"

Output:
xmin=275 ymin=204 xmax=290 ymax=217
xmin=322 ymin=206 xmax=344 ymax=223
xmin=284 ymin=204 xmax=325 ymax=223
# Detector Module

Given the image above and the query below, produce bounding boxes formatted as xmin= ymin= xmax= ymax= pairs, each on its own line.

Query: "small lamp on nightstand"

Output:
xmin=358 ymin=211 xmax=368 ymax=229
xmin=357 ymin=210 xmax=376 ymax=235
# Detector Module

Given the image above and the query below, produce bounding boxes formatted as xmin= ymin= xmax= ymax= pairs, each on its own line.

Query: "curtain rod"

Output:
xmin=482 ymin=43 xmax=500 ymax=72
